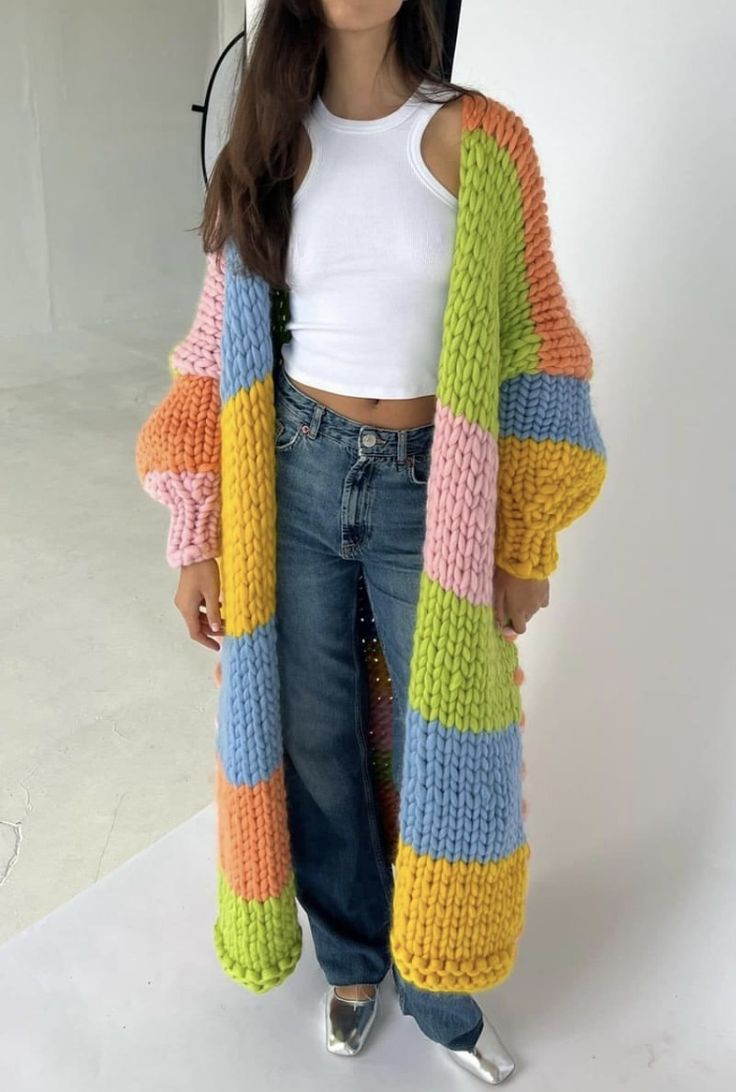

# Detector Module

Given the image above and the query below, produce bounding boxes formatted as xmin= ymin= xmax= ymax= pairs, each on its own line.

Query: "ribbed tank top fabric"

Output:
xmin=281 ymin=80 xmax=458 ymax=398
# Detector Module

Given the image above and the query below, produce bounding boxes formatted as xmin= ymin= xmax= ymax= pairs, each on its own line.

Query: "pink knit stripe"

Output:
xmin=143 ymin=469 xmax=221 ymax=566
xmin=171 ymin=249 xmax=225 ymax=380
xmin=424 ymin=401 xmax=498 ymax=607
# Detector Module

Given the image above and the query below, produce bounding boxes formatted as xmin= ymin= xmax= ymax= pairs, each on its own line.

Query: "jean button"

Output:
xmin=363 ymin=432 xmax=376 ymax=447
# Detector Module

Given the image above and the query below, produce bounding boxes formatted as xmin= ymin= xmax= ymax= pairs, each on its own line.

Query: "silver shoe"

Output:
xmin=324 ymin=984 xmax=380 ymax=1056
xmin=442 ymin=1015 xmax=516 ymax=1084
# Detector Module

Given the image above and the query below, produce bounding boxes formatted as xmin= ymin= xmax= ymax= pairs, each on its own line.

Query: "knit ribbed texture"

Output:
xmin=135 ymin=248 xmax=225 ymax=566
xmin=135 ymin=91 xmax=606 ymax=995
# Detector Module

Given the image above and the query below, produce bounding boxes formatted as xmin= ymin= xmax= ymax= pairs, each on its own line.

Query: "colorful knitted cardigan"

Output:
xmin=135 ymin=91 xmax=606 ymax=996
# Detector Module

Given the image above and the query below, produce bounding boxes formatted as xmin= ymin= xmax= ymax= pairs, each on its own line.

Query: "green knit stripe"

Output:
xmin=436 ymin=128 xmax=509 ymax=437
xmin=494 ymin=140 xmax=543 ymax=384
xmin=213 ymin=869 xmax=302 ymax=995
xmin=408 ymin=572 xmax=522 ymax=733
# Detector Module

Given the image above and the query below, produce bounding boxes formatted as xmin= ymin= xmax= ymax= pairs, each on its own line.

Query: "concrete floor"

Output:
xmin=0 ymin=318 xmax=218 ymax=942
xmin=1 ymin=324 xmax=734 ymax=1089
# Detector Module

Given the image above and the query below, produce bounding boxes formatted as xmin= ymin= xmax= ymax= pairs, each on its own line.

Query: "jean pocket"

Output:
xmin=406 ymin=451 xmax=431 ymax=485
xmin=275 ymin=413 xmax=305 ymax=452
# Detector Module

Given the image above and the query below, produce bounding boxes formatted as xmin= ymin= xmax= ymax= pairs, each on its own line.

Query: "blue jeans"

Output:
xmin=273 ymin=362 xmax=484 ymax=1052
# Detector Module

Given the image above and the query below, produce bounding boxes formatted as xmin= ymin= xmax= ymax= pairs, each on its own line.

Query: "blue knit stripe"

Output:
xmin=398 ymin=707 xmax=525 ymax=864
xmin=499 ymin=371 xmax=606 ymax=455
xmin=220 ymin=239 xmax=274 ymax=405
xmin=215 ymin=622 xmax=283 ymax=788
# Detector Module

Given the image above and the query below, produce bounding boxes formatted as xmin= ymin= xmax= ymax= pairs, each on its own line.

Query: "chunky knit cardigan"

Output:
xmin=135 ymin=90 xmax=606 ymax=996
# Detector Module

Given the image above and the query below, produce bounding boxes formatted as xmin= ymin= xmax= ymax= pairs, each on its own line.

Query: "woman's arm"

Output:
xmin=494 ymin=108 xmax=607 ymax=580
xmin=135 ymin=248 xmax=225 ymax=567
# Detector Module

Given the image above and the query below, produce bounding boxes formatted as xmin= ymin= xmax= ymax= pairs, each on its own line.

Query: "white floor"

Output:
xmin=0 ymin=803 xmax=732 ymax=1092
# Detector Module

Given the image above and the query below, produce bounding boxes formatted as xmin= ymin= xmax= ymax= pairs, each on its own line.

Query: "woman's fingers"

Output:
xmin=176 ymin=594 xmax=219 ymax=651
xmin=493 ymin=584 xmax=517 ymax=640
xmin=509 ymin=609 xmax=527 ymax=635
xmin=180 ymin=601 xmax=211 ymax=647
xmin=174 ymin=559 xmax=223 ymax=652
xmin=493 ymin=570 xmax=550 ymax=638
xmin=203 ymin=587 xmax=223 ymax=635
xmin=196 ymin=606 xmax=223 ymax=651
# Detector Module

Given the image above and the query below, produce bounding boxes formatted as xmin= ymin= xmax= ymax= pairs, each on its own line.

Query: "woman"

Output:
xmin=135 ymin=0 xmax=606 ymax=1084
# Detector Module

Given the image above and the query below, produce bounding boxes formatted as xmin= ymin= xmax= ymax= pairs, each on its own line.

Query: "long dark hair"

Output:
xmin=198 ymin=0 xmax=476 ymax=288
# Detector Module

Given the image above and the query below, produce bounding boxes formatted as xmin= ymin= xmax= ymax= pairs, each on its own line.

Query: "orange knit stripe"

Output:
xmin=215 ymin=755 xmax=292 ymax=903
xmin=466 ymin=92 xmax=593 ymax=380
xmin=135 ymin=373 xmax=220 ymax=479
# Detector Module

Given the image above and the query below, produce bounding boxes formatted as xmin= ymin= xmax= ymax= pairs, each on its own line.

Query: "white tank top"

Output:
xmin=281 ymin=80 xmax=458 ymax=399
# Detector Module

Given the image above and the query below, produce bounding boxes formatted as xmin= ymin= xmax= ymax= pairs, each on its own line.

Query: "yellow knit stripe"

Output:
xmin=220 ymin=374 xmax=277 ymax=639
xmin=496 ymin=437 xmax=607 ymax=579
xmin=408 ymin=572 xmax=522 ymax=732
xmin=389 ymin=839 xmax=531 ymax=993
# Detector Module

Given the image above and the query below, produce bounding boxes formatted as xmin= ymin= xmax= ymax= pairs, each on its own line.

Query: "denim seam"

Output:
xmin=406 ymin=452 xmax=431 ymax=486
xmin=274 ymin=417 xmax=304 ymax=452
xmin=276 ymin=402 xmax=433 ymax=463
xmin=277 ymin=398 xmax=357 ymax=458
xmin=276 ymin=369 xmax=435 ymax=456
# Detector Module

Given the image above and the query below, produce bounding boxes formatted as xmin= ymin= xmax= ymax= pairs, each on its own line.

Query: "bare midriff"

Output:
xmin=285 ymin=375 xmax=437 ymax=428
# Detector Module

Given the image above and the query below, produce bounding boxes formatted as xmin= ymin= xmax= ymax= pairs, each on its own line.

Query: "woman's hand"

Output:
xmin=174 ymin=559 xmax=224 ymax=651
xmin=493 ymin=567 xmax=549 ymax=638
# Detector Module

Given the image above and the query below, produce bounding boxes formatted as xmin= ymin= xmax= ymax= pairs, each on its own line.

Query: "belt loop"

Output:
xmin=397 ymin=429 xmax=407 ymax=465
xmin=307 ymin=402 xmax=324 ymax=438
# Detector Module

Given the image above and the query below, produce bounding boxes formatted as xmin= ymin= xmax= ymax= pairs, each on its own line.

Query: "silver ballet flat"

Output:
xmin=442 ymin=1015 xmax=516 ymax=1084
xmin=323 ymin=984 xmax=380 ymax=1056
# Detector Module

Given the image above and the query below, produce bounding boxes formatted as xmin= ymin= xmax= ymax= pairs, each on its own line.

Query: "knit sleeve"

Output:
xmin=134 ymin=248 xmax=224 ymax=568
xmin=494 ymin=110 xmax=606 ymax=580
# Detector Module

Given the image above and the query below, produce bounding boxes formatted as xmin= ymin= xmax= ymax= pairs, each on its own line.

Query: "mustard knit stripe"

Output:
xmin=495 ymin=436 xmax=602 ymax=535
xmin=389 ymin=839 xmax=530 ymax=993
xmin=213 ymin=868 xmax=302 ymax=994
xmin=408 ymin=573 xmax=521 ymax=733
xmin=220 ymin=375 xmax=277 ymax=640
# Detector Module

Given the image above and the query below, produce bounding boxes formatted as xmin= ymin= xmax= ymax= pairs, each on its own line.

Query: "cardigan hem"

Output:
xmin=390 ymin=939 xmax=520 ymax=994
xmin=213 ymin=922 xmax=302 ymax=995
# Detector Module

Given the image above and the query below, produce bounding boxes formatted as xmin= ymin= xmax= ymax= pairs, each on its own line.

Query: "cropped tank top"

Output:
xmin=281 ymin=80 xmax=458 ymax=399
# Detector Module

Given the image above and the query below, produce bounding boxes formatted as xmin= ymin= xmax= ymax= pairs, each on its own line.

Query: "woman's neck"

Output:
xmin=321 ymin=36 xmax=416 ymax=122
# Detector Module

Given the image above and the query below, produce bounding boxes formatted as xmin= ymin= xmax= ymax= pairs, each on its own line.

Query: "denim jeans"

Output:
xmin=273 ymin=361 xmax=484 ymax=1052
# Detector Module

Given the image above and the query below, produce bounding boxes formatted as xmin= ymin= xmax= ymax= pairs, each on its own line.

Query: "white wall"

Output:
xmin=220 ymin=0 xmax=246 ymax=47
xmin=454 ymin=0 xmax=736 ymax=1052
xmin=0 ymin=1 xmax=223 ymax=336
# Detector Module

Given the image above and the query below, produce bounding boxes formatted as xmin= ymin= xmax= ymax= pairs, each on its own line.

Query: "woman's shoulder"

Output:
xmin=460 ymin=87 xmax=534 ymax=144
xmin=458 ymin=88 xmax=544 ymax=191
xmin=424 ymin=86 xmax=524 ymax=157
